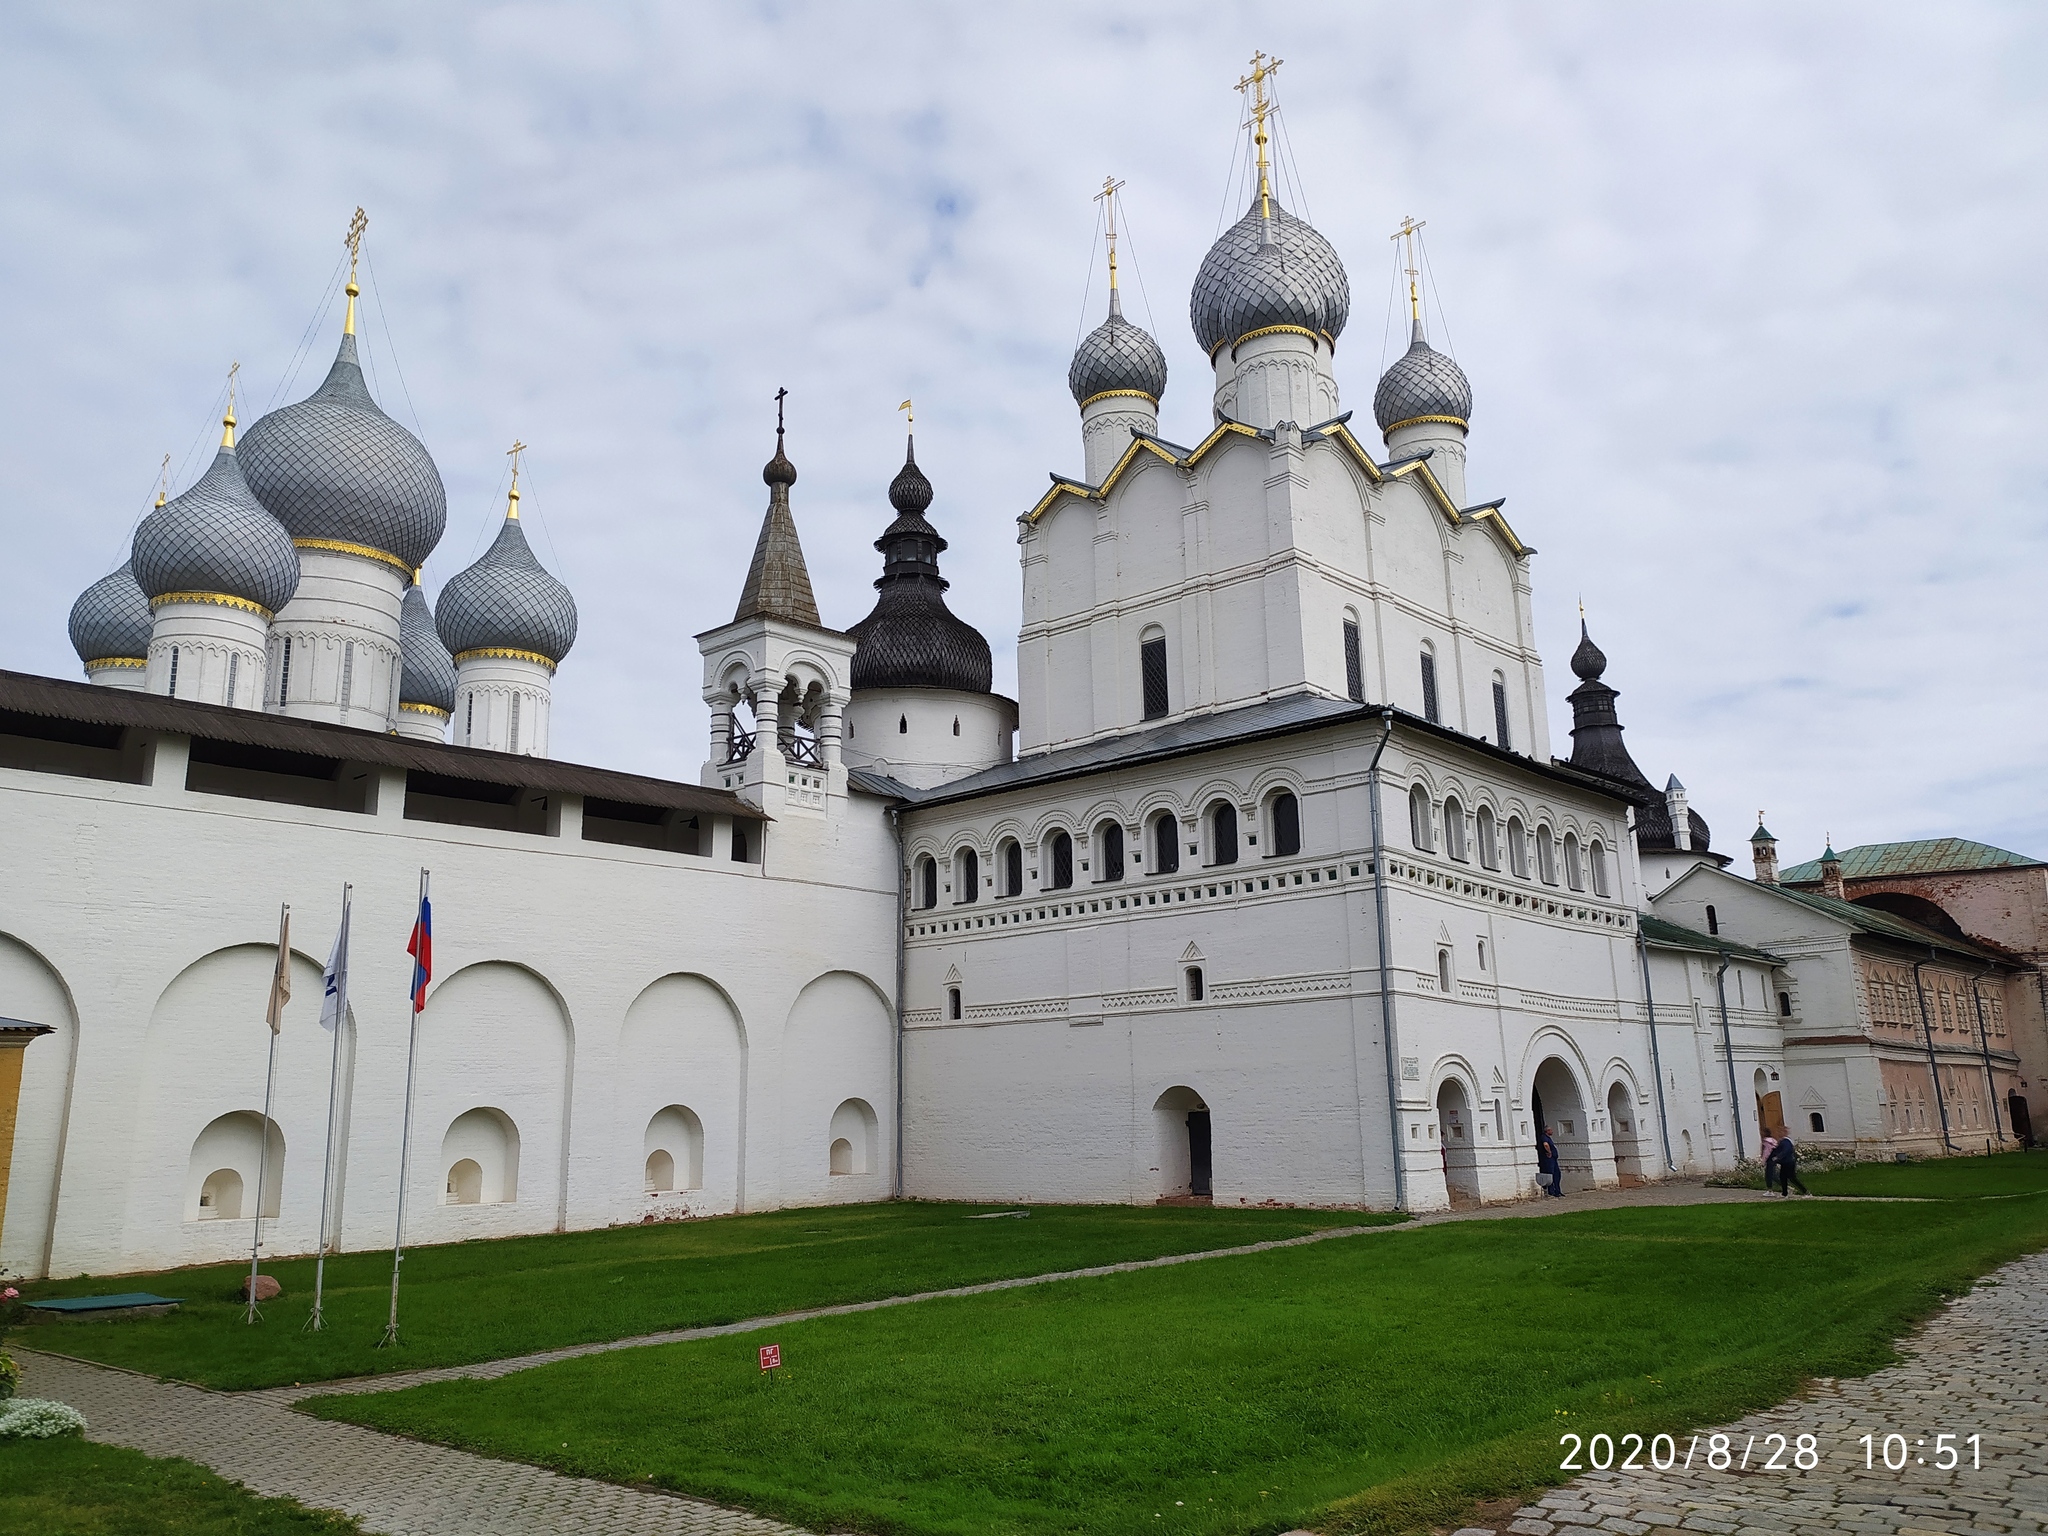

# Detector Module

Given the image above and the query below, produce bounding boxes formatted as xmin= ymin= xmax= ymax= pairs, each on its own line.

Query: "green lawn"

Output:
xmin=0 ymin=1437 xmax=361 ymax=1533
xmin=1806 ymin=1149 xmax=2048 ymax=1199
xmin=18 ymin=1202 xmax=1375 ymax=1390
xmin=311 ymin=1187 xmax=2048 ymax=1536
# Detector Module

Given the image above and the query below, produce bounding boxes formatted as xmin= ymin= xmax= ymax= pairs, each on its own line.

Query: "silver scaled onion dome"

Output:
xmin=846 ymin=438 xmax=993 ymax=694
xmin=1189 ymin=196 xmax=1350 ymax=358
xmin=238 ymin=332 xmax=447 ymax=570
xmin=434 ymin=495 xmax=578 ymax=665
xmin=130 ymin=434 xmax=301 ymax=616
xmin=1068 ymin=290 xmax=1168 ymax=407
xmin=1372 ymin=320 xmax=1473 ymax=435
xmin=398 ymin=579 xmax=458 ymax=712
xmin=68 ymin=561 xmax=153 ymax=667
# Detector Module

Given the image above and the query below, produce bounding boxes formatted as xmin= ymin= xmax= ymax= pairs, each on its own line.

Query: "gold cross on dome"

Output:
xmin=1390 ymin=215 xmax=1427 ymax=321
xmin=1235 ymin=52 xmax=1282 ymax=219
xmin=1094 ymin=175 xmax=1126 ymax=290
xmin=505 ymin=439 xmax=527 ymax=518
xmin=344 ymin=208 xmax=368 ymax=272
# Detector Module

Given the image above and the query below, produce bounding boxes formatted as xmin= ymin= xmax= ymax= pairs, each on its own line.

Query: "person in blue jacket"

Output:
xmin=1536 ymin=1127 xmax=1563 ymax=1197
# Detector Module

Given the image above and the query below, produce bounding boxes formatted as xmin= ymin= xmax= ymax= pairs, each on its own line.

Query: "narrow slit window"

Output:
xmin=1420 ymin=649 xmax=1440 ymax=724
xmin=167 ymin=646 xmax=181 ymax=698
xmin=278 ymin=637 xmax=293 ymax=705
xmin=1186 ymin=966 xmax=1205 ymax=1002
xmin=225 ymin=652 xmax=239 ymax=708
xmin=1141 ymin=635 xmax=1169 ymax=720
xmin=1492 ymin=677 xmax=1511 ymax=750
xmin=1343 ymin=619 xmax=1364 ymax=703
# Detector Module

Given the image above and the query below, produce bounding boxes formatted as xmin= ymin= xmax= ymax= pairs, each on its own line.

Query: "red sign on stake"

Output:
xmin=759 ymin=1343 xmax=782 ymax=1372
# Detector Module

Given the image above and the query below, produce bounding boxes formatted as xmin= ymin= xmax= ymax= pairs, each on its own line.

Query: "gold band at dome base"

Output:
xmin=399 ymin=701 xmax=452 ymax=719
xmin=84 ymin=656 xmax=146 ymax=673
xmin=1078 ymin=389 xmax=1160 ymax=410
xmin=1214 ymin=324 xmax=1329 ymax=361
xmin=1381 ymin=415 xmax=1470 ymax=437
xmin=293 ymin=537 xmax=414 ymax=576
xmin=148 ymin=591 xmax=276 ymax=621
xmin=452 ymin=646 xmax=558 ymax=673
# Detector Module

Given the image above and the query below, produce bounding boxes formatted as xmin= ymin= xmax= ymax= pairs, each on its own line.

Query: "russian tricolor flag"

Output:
xmin=406 ymin=892 xmax=432 ymax=1013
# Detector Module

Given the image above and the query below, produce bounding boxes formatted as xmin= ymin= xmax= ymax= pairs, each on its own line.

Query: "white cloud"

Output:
xmin=3 ymin=1 xmax=2043 ymax=866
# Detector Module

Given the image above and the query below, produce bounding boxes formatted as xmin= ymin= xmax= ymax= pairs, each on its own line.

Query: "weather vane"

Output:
xmin=899 ymin=398 xmax=913 ymax=428
xmin=1235 ymin=51 xmax=1283 ymax=221
xmin=1390 ymin=215 xmax=1427 ymax=322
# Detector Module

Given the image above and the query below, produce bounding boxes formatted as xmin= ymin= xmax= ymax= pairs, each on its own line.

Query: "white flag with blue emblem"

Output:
xmin=319 ymin=895 xmax=351 ymax=1033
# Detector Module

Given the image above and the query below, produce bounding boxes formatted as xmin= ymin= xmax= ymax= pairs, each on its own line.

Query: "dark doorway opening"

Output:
xmin=1187 ymin=1110 xmax=1213 ymax=1198
xmin=2010 ymin=1094 xmax=2034 ymax=1148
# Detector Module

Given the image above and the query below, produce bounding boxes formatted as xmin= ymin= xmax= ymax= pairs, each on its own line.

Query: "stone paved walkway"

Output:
xmin=1454 ymin=1247 xmax=2048 ymax=1536
xmin=22 ymin=1181 xmax=1999 ymax=1536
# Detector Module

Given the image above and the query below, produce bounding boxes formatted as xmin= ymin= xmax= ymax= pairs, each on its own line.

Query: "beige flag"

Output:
xmin=265 ymin=905 xmax=291 ymax=1034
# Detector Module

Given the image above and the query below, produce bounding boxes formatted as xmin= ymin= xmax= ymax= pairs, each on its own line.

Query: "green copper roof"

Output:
xmin=1638 ymin=914 xmax=1785 ymax=965
xmin=1780 ymin=837 xmax=2043 ymax=886
xmin=1751 ymin=822 xmax=1775 ymax=844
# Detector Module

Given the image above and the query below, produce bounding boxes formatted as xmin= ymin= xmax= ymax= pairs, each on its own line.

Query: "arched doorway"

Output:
xmin=1754 ymin=1067 xmax=1784 ymax=1141
xmin=1436 ymin=1079 xmax=1482 ymax=1205
xmin=1152 ymin=1086 xmax=1211 ymax=1201
xmin=1531 ymin=1057 xmax=1592 ymax=1193
xmin=1607 ymin=1082 xmax=1645 ymax=1186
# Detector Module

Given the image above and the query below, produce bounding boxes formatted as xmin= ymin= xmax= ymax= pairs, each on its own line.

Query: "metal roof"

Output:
xmin=0 ymin=668 xmax=754 ymax=820
xmin=1638 ymin=914 xmax=1785 ymax=965
xmin=1756 ymin=880 xmax=2002 ymax=962
xmin=870 ymin=691 xmax=1642 ymax=813
xmin=1779 ymin=837 xmax=2043 ymax=885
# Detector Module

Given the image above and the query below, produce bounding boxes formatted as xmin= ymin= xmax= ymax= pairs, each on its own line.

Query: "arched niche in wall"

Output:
xmin=619 ymin=975 xmax=743 ymax=1212
xmin=135 ymin=943 xmax=334 ymax=1258
xmin=186 ymin=1110 xmax=284 ymax=1220
xmin=0 ymin=931 xmax=78 ymax=1277
xmin=440 ymin=1107 xmax=520 ymax=1205
xmin=783 ymin=971 xmax=893 ymax=1204
xmin=416 ymin=962 xmax=572 ymax=1234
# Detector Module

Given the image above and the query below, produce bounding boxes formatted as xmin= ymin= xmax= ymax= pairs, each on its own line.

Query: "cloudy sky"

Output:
xmin=3 ymin=2 xmax=2042 ymax=867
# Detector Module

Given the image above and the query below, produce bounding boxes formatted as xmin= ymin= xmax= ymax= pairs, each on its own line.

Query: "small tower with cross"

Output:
xmin=696 ymin=389 xmax=857 ymax=821
xmin=1067 ymin=176 xmax=1167 ymax=485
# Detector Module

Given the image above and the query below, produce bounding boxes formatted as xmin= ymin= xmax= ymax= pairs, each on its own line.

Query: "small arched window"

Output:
xmin=1476 ymin=805 xmax=1499 ymax=869
xmin=899 ymin=714 xmax=908 ymax=734
xmin=1269 ymin=792 xmax=1301 ymax=857
xmin=1151 ymin=812 xmax=1180 ymax=875
xmin=1185 ymin=966 xmax=1205 ymax=1002
xmin=1564 ymin=831 xmax=1584 ymax=891
xmin=1342 ymin=613 xmax=1364 ymax=703
xmin=1097 ymin=821 xmax=1125 ymax=882
xmin=956 ymin=847 xmax=979 ymax=904
xmin=947 ymin=986 xmax=962 ymax=1021
xmin=1588 ymin=840 xmax=1609 ymax=897
xmin=1048 ymin=830 xmax=1074 ymax=889
xmin=1477 ymin=938 xmax=1489 ymax=972
xmin=916 ymin=855 xmax=937 ymax=910
xmin=1778 ymin=990 xmax=1793 ymax=1017
xmin=1140 ymin=627 xmax=1169 ymax=720
xmin=952 ymin=716 xmax=961 ymax=736
xmin=1209 ymin=801 xmax=1238 ymax=866
xmin=1437 ymin=948 xmax=1453 ymax=992
xmin=1443 ymin=796 xmax=1468 ymax=862
xmin=999 ymin=838 xmax=1023 ymax=897
xmin=1535 ymin=825 xmax=1557 ymax=885
xmin=1420 ymin=645 xmax=1441 ymax=724
xmin=1491 ymin=673 xmax=1511 ymax=750
xmin=1408 ymin=783 xmax=1434 ymax=852
xmin=1706 ymin=904 xmax=1719 ymax=935
xmin=1507 ymin=816 xmax=1529 ymax=879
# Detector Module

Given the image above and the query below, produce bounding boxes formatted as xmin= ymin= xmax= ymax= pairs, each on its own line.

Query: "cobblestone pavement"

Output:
xmin=1452 ymin=1247 xmax=2048 ymax=1536
xmin=17 ymin=1347 xmax=805 ymax=1536
xmin=19 ymin=1181 xmax=1943 ymax=1536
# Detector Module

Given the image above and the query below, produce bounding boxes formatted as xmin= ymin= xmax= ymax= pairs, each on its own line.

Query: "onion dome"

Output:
xmin=131 ymin=421 xmax=301 ymax=616
xmin=1068 ymin=290 xmax=1167 ymax=407
xmin=1373 ymin=320 xmax=1473 ymax=435
xmin=1570 ymin=622 xmax=1607 ymax=682
xmin=434 ymin=487 xmax=577 ymax=665
xmin=69 ymin=560 xmax=153 ymax=666
xmin=238 ymin=332 xmax=447 ymax=571
xmin=1189 ymin=196 xmax=1350 ymax=358
xmin=398 ymin=576 xmax=457 ymax=712
xmin=847 ymin=437 xmax=993 ymax=693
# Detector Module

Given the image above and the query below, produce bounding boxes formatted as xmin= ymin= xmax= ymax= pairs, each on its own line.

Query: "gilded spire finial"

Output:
xmin=1094 ymin=175 xmax=1126 ymax=297
xmin=899 ymin=398 xmax=913 ymax=429
xmin=1235 ymin=51 xmax=1283 ymax=223
xmin=219 ymin=361 xmax=241 ymax=448
xmin=156 ymin=452 xmax=171 ymax=508
xmin=342 ymin=207 xmax=368 ymax=337
xmin=505 ymin=439 xmax=527 ymax=520
xmin=413 ymin=565 xmax=424 ymax=587
xmin=1390 ymin=215 xmax=1427 ymax=326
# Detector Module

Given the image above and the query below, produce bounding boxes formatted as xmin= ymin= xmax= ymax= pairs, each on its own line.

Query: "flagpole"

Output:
xmin=379 ymin=868 xmax=429 ymax=1350
xmin=306 ymin=883 xmax=351 ymax=1333
xmin=245 ymin=902 xmax=288 ymax=1326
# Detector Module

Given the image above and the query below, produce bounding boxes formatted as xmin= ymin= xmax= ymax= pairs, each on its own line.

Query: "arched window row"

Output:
xmin=1404 ymin=782 xmax=1615 ymax=897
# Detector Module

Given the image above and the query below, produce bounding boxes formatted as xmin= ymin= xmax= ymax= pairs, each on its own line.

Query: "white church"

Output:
xmin=0 ymin=69 xmax=2022 ymax=1281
